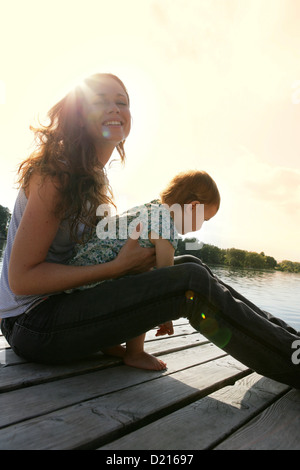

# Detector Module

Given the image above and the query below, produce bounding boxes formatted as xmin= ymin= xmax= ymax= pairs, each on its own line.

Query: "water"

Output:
xmin=0 ymin=239 xmax=299 ymax=330
xmin=211 ymin=265 xmax=300 ymax=330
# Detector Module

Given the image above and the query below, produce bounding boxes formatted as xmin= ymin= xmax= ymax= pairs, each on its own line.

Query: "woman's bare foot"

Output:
xmin=101 ymin=345 xmax=126 ymax=358
xmin=124 ymin=351 xmax=167 ymax=371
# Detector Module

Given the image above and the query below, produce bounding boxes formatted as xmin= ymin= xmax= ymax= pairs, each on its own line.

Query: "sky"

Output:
xmin=0 ymin=0 xmax=300 ymax=262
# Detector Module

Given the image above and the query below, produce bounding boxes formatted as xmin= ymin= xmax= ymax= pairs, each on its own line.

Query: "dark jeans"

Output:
xmin=2 ymin=256 xmax=300 ymax=388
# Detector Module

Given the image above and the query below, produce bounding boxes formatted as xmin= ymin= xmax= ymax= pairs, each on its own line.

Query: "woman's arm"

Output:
xmin=9 ymin=175 xmax=155 ymax=296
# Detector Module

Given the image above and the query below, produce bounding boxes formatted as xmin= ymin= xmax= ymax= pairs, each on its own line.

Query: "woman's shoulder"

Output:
xmin=26 ymin=172 xmax=60 ymax=196
xmin=24 ymin=172 xmax=63 ymax=214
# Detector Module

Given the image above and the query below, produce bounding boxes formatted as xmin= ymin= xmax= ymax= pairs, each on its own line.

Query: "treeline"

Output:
xmin=0 ymin=205 xmax=11 ymax=239
xmin=276 ymin=260 xmax=300 ymax=273
xmin=175 ymin=238 xmax=300 ymax=273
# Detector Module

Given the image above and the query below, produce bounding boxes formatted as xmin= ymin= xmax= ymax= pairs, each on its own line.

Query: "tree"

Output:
xmin=264 ymin=255 xmax=277 ymax=269
xmin=225 ymin=248 xmax=246 ymax=268
xmin=244 ymin=251 xmax=265 ymax=269
xmin=0 ymin=205 xmax=11 ymax=238
xmin=277 ymin=260 xmax=300 ymax=273
xmin=198 ymin=244 xmax=226 ymax=265
xmin=175 ymin=237 xmax=203 ymax=257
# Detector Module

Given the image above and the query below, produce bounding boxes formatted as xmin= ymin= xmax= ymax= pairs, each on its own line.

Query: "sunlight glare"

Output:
xmin=0 ymin=80 xmax=5 ymax=105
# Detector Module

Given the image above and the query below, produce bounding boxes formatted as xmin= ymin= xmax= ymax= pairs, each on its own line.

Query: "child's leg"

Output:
xmin=124 ymin=333 xmax=167 ymax=370
xmin=101 ymin=345 xmax=126 ymax=357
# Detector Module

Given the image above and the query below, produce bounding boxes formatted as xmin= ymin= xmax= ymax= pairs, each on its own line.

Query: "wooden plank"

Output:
xmin=0 ymin=344 xmax=226 ymax=429
xmin=145 ymin=331 xmax=207 ymax=354
xmin=0 ymin=328 xmax=206 ymax=392
xmin=0 ymin=356 xmax=249 ymax=450
xmin=145 ymin=322 xmax=199 ymax=341
xmin=0 ymin=352 xmax=120 ymax=392
xmin=215 ymin=389 xmax=300 ymax=450
xmin=0 ymin=348 xmax=27 ymax=366
xmin=100 ymin=373 xmax=289 ymax=450
xmin=0 ymin=336 xmax=9 ymax=349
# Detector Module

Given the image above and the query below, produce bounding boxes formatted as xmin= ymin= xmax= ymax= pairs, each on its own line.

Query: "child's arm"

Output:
xmin=149 ymin=231 xmax=175 ymax=336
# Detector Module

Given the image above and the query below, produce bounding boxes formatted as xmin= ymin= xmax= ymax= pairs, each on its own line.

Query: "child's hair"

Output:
xmin=160 ymin=170 xmax=220 ymax=209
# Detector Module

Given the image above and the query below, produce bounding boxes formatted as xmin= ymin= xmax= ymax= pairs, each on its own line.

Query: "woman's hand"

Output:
xmin=114 ymin=225 xmax=156 ymax=275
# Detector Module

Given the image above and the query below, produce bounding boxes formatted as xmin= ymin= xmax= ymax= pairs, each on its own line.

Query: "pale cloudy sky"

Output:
xmin=0 ymin=0 xmax=300 ymax=261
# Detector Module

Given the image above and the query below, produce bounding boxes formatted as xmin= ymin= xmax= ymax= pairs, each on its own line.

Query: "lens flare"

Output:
xmin=199 ymin=316 xmax=232 ymax=348
xmin=189 ymin=309 xmax=232 ymax=350
xmin=185 ymin=290 xmax=194 ymax=301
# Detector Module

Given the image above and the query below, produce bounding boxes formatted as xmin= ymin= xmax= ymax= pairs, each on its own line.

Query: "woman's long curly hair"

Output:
xmin=17 ymin=73 xmax=129 ymax=242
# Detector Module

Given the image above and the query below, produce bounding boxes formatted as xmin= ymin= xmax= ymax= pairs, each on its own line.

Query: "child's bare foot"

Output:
xmin=124 ymin=351 xmax=167 ymax=371
xmin=101 ymin=345 xmax=126 ymax=358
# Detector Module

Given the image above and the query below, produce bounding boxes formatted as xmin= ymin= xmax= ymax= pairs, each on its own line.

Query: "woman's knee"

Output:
xmin=174 ymin=254 xmax=203 ymax=266
xmin=169 ymin=261 xmax=210 ymax=293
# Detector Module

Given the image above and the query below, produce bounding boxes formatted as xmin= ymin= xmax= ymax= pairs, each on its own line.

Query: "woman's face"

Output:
xmin=81 ymin=76 xmax=131 ymax=151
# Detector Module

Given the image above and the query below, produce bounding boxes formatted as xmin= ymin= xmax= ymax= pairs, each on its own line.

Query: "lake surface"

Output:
xmin=0 ymin=239 xmax=300 ymax=330
xmin=211 ymin=265 xmax=300 ymax=330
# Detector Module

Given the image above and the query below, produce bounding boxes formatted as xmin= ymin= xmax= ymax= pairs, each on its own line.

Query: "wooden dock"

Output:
xmin=1 ymin=319 xmax=300 ymax=451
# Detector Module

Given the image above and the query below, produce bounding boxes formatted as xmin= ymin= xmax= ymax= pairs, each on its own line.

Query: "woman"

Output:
xmin=1 ymin=73 xmax=299 ymax=388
